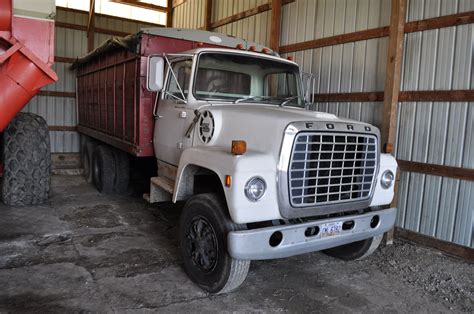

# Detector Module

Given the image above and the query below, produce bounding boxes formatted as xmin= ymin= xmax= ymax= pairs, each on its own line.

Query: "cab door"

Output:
xmin=154 ymin=58 xmax=193 ymax=166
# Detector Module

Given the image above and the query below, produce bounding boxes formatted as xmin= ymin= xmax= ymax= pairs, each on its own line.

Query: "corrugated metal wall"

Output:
xmin=280 ymin=0 xmax=391 ymax=129
xmin=173 ymin=0 xmax=271 ymax=45
xmin=172 ymin=0 xmax=205 ymax=29
xmin=212 ymin=0 xmax=271 ymax=46
xmin=396 ymin=0 xmax=474 ymax=247
xmin=22 ymin=7 xmax=157 ymax=153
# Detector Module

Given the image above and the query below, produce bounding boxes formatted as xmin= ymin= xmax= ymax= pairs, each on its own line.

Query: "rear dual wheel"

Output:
xmin=82 ymin=140 xmax=95 ymax=184
xmin=81 ymin=137 xmax=129 ymax=194
xmin=92 ymin=145 xmax=116 ymax=194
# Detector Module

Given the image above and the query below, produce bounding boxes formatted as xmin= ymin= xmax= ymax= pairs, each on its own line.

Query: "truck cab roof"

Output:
xmin=168 ymin=47 xmax=298 ymax=67
xmin=142 ymin=27 xmax=276 ymax=55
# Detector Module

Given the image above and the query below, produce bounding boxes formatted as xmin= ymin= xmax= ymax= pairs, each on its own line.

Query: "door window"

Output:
xmin=165 ymin=59 xmax=192 ymax=100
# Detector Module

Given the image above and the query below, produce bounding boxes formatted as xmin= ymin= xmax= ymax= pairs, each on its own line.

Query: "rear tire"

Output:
xmin=179 ymin=193 xmax=250 ymax=294
xmin=1 ymin=113 xmax=51 ymax=206
xmin=112 ymin=149 xmax=129 ymax=194
xmin=82 ymin=139 xmax=96 ymax=184
xmin=92 ymin=145 xmax=115 ymax=194
xmin=323 ymin=234 xmax=383 ymax=261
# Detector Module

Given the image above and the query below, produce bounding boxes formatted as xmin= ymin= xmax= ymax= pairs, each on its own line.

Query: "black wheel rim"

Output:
xmin=186 ymin=216 xmax=218 ymax=273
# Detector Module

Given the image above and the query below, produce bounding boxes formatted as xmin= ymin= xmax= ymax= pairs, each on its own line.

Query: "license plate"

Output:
xmin=320 ymin=221 xmax=343 ymax=238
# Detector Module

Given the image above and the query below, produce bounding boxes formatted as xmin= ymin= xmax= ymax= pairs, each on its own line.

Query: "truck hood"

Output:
xmin=193 ymin=103 xmax=375 ymax=159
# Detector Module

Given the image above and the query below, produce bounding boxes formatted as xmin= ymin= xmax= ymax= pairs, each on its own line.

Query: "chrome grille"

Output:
xmin=288 ymin=132 xmax=378 ymax=207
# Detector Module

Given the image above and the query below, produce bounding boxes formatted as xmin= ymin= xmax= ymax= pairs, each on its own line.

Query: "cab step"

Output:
xmin=144 ymin=176 xmax=175 ymax=203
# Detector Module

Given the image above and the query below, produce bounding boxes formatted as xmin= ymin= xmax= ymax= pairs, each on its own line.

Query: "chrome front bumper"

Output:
xmin=228 ymin=207 xmax=397 ymax=260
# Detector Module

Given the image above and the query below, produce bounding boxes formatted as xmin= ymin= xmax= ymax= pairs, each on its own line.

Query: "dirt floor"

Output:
xmin=0 ymin=175 xmax=472 ymax=313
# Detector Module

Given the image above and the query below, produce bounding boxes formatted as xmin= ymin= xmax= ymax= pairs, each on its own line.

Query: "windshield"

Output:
xmin=193 ymin=53 xmax=304 ymax=108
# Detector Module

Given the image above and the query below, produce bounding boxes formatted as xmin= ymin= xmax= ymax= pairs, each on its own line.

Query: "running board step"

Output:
xmin=145 ymin=176 xmax=175 ymax=203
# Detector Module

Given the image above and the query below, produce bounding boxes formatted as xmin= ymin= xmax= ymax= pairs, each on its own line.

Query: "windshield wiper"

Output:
xmin=279 ymin=96 xmax=304 ymax=107
xmin=233 ymin=96 xmax=273 ymax=104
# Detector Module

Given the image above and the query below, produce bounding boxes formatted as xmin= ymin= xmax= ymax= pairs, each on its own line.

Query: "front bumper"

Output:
xmin=228 ymin=207 xmax=396 ymax=260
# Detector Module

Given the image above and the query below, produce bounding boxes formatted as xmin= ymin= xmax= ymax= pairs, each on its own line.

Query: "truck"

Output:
xmin=0 ymin=0 xmax=57 ymax=206
xmin=74 ymin=28 xmax=398 ymax=294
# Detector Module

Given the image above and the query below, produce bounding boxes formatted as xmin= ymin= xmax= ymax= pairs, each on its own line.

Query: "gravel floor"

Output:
xmin=0 ymin=175 xmax=472 ymax=313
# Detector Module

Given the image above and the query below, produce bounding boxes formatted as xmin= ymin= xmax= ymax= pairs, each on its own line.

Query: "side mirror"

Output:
xmin=301 ymin=71 xmax=315 ymax=104
xmin=147 ymin=56 xmax=165 ymax=92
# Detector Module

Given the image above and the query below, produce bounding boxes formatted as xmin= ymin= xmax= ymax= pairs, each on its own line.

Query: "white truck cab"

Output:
xmin=146 ymin=46 xmax=397 ymax=294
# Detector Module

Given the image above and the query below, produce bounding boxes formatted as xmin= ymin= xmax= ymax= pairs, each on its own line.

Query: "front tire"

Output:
xmin=1 ymin=113 xmax=51 ymax=206
xmin=323 ymin=234 xmax=383 ymax=261
xmin=179 ymin=193 xmax=250 ymax=294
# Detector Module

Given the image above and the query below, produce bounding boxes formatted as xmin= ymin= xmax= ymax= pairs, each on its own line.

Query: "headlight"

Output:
xmin=380 ymin=170 xmax=394 ymax=189
xmin=245 ymin=177 xmax=266 ymax=201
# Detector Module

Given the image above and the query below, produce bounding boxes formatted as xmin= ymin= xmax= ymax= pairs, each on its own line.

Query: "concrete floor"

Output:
xmin=0 ymin=175 xmax=472 ymax=313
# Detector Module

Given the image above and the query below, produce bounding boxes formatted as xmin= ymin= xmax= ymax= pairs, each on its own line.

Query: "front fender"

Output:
xmin=174 ymin=146 xmax=282 ymax=224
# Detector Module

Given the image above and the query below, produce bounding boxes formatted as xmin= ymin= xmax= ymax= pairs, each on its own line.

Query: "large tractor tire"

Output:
xmin=1 ymin=113 xmax=51 ymax=206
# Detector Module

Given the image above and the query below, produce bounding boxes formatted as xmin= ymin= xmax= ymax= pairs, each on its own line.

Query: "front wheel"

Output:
xmin=323 ymin=234 xmax=383 ymax=261
xmin=179 ymin=193 xmax=250 ymax=294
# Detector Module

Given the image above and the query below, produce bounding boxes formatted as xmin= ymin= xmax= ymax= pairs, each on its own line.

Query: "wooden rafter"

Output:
xmin=87 ymin=0 xmax=96 ymax=52
xmin=210 ymin=0 xmax=294 ymax=30
xmin=396 ymin=228 xmax=474 ymax=261
xmin=398 ymin=160 xmax=474 ymax=181
xmin=279 ymin=27 xmax=389 ymax=54
xmin=55 ymin=21 xmax=131 ymax=37
xmin=382 ymin=0 xmax=406 ymax=245
xmin=313 ymin=92 xmax=385 ymax=102
xmin=269 ymin=0 xmax=282 ymax=52
xmin=166 ymin=0 xmax=173 ymax=27
xmin=54 ymin=56 xmax=77 ymax=64
xmin=204 ymin=0 xmax=213 ymax=31
xmin=381 ymin=0 xmax=406 ymax=151
xmin=399 ymin=90 xmax=474 ymax=102
xmin=172 ymin=0 xmax=186 ymax=8
xmin=310 ymin=90 xmax=474 ymax=103
xmin=405 ymin=10 xmax=474 ymax=33
xmin=57 ymin=6 xmax=164 ymax=26
xmin=38 ymin=91 xmax=76 ymax=98
xmin=110 ymin=0 xmax=167 ymax=13
xmin=279 ymin=11 xmax=474 ymax=54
